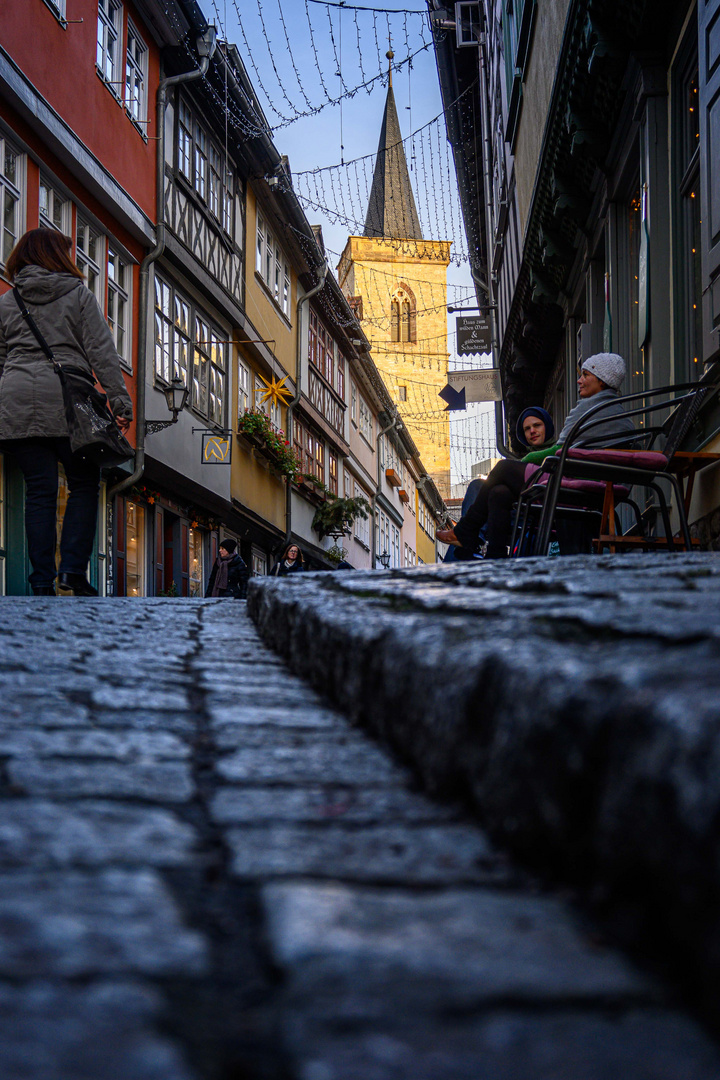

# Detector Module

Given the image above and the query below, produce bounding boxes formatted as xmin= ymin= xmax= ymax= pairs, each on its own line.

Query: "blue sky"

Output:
xmin=210 ymin=0 xmax=496 ymax=481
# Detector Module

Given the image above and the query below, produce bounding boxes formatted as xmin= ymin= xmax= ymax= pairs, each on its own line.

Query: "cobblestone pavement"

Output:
xmin=1 ymin=594 xmax=720 ymax=1079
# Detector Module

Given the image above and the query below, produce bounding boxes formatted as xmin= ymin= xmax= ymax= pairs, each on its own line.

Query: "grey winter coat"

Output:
xmin=0 ymin=266 xmax=133 ymax=441
xmin=557 ymin=388 xmax=635 ymax=447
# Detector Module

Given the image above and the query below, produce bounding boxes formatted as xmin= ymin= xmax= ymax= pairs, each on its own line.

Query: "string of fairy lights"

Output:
xmin=165 ymin=0 xmax=495 ymax=475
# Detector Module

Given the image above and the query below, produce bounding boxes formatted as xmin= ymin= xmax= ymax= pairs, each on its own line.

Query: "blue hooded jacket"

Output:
xmin=515 ymin=407 xmax=555 ymax=446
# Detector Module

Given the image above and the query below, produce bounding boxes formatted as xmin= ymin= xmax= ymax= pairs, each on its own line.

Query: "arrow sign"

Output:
xmin=448 ymin=369 xmax=502 ymax=403
xmin=439 ymin=383 xmax=467 ymax=411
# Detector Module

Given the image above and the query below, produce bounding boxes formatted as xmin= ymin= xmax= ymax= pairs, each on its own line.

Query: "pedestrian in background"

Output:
xmin=0 ymin=228 xmax=133 ymax=596
xmin=270 ymin=542 xmax=306 ymax=576
xmin=205 ymin=538 xmax=248 ymax=598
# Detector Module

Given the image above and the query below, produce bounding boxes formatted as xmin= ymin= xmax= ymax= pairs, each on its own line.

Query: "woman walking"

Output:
xmin=270 ymin=542 xmax=306 ymax=577
xmin=0 ymin=229 xmax=133 ymax=595
xmin=205 ymin=538 xmax=248 ymax=598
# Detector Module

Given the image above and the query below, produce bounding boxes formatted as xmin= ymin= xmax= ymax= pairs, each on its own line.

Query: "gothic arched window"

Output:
xmin=390 ymin=284 xmax=416 ymax=343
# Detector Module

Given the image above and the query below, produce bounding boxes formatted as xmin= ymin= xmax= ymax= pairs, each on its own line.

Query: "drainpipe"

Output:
xmin=476 ymin=41 xmax=514 ymax=462
xmin=284 ymin=260 xmax=328 ymax=544
xmin=109 ymin=29 xmax=217 ymax=500
xmin=373 ymin=416 xmax=401 ymax=568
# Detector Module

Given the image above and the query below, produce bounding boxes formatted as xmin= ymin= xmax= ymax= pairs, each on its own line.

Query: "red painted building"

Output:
xmin=0 ymin=0 xmax=159 ymax=592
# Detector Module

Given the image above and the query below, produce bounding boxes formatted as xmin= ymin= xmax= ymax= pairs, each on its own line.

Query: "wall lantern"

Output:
xmin=145 ymin=377 xmax=190 ymax=435
xmin=378 ymin=550 xmax=391 ymax=569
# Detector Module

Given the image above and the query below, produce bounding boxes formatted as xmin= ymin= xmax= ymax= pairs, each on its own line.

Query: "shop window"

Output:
xmin=251 ymin=548 xmax=267 ymax=576
xmin=125 ymin=500 xmax=145 ymax=596
xmin=188 ymin=527 xmax=204 ymax=597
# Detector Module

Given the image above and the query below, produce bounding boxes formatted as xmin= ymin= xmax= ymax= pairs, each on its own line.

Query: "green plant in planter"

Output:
xmin=237 ymin=410 xmax=301 ymax=481
xmin=312 ymin=495 xmax=371 ymax=540
xmin=325 ymin=543 xmax=349 ymax=566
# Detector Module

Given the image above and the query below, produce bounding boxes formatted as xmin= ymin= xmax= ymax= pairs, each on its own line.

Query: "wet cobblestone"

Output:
xmin=0 ymin=590 xmax=719 ymax=1078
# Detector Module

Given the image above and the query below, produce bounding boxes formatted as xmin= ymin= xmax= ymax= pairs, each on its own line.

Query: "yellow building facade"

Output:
xmin=338 ymin=72 xmax=451 ymax=500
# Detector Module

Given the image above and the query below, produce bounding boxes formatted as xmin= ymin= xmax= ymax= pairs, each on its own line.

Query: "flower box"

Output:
xmin=385 ymin=468 xmax=401 ymax=488
xmin=398 ymin=488 xmax=410 ymax=504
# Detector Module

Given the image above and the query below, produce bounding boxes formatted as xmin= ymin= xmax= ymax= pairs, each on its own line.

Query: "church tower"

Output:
xmin=338 ymin=58 xmax=451 ymax=498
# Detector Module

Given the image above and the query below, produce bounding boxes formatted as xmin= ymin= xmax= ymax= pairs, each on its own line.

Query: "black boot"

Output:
xmin=32 ymin=585 xmax=56 ymax=596
xmin=57 ymin=573 xmax=98 ymax=597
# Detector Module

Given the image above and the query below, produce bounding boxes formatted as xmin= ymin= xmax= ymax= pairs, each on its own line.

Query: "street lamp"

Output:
xmin=145 ymin=377 xmax=189 ymax=435
xmin=378 ymin=550 xmax=391 ymax=569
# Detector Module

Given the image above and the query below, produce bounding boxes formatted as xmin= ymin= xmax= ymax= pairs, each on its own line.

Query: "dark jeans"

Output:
xmin=6 ymin=437 xmax=100 ymax=587
xmin=454 ymin=458 xmax=527 ymax=557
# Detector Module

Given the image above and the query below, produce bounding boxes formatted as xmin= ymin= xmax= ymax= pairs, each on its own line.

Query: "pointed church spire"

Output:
xmin=363 ymin=59 xmax=423 ymax=241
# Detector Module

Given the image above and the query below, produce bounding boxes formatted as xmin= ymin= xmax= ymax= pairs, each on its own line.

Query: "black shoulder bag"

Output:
xmin=13 ymin=287 xmax=133 ymax=468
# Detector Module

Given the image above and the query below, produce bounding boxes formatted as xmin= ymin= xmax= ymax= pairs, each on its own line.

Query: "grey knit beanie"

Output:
xmin=581 ymin=353 xmax=626 ymax=390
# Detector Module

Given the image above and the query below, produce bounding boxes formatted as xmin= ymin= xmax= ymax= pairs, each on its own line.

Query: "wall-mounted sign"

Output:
xmin=448 ymin=368 xmax=502 ymax=402
xmin=456 ymin=314 xmax=491 ymax=355
xmin=202 ymin=433 xmax=232 ymax=464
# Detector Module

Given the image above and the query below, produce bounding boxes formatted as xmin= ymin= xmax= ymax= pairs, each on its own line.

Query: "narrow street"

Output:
xmin=1 ymin=587 xmax=719 ymax=1079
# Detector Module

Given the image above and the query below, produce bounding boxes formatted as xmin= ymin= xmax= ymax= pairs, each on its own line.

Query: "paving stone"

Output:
xmin=90 ymin=687 xmax=190 ymax=711
xmin=209 ymin=706 xmax=345 ymax=731
xmin=0 ymin=980 xmax=198 ymax=1080
xmin=0 ymin=696 xmax=91 ymax=728
xmin=211 ymin=784 xmax=462 ymax=825
xmin=0 ymin=730 xmax=189 ymax=759
xmin=0 ymin=800 xmax=197 ymax=867
xmin=7 ymin=759 xmax=195 ymax=802
xmin=228 ymin=824 xmax=507 ymax=884
xmin=262 ymin=881 xmax=653 ymax=1014
xmin=284 ymin=1010 xmax=720 ymax=1080
xmin=217 ymin=740 xmax=410 ymax=787
xmin=0 ymin=869 xmax=208 ymax=977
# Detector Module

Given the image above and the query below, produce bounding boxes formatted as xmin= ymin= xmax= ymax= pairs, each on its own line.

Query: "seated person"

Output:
xmin=438 ymin=353 xmax=634 ymax=558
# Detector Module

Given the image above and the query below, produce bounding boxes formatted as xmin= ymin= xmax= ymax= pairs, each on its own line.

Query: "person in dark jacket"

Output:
xmin=205 ymin=538 xmax=248 ymax=598
xmin=437 ymin=354 xmax=634 ymax=558
xmin=0 ymin=229 xmax=133 ymax=596
xmin=270 ymin=542 xmax=306 ymax=577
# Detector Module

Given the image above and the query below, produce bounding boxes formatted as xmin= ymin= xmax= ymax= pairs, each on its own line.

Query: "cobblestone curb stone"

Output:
xmin=247 ymin=553 xmax=720 ymax=1024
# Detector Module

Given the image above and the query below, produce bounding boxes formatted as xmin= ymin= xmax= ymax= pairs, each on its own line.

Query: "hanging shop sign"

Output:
xmin=456 ymin=314 xmax=491 ymax=355
xmin=195 ymin=430 xmax=232 ymax=464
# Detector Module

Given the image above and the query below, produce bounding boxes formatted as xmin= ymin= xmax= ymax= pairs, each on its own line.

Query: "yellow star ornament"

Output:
xmin=255 ymin=373 xmax=293 ymax=409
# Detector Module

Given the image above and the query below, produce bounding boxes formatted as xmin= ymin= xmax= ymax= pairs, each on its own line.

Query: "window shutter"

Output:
xmin=699 ymin=0 xmax=720 ymax=363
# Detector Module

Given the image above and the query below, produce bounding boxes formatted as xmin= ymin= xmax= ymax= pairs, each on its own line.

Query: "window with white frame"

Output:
xmin=238 ymin=358 xmax=251 ymax=417
xmin=350 ymin=381 xmax=357 ymax=424
xmin=251 ymin=549 xmax=267 ymax=576
xmin=255 ymin=214 xmax=290 ymax=316
xmin=254 ymin=373 xmax=280 ymax=428
xmin=44 ymin=0 xmax=67 ymax=21
xmin=419 ymin=498 xmax=433 ymax=536
xmin=1 ymin=137 xmax=22 ymax=267
xmin=194 ymin=317 xmax=226 ymax=426
xmin=154 ymin=275 xmax=226 ymax=425
xmin=358 ymin=394 xmax=373 ymax=443
xmin=404 ymin=543 xmax=416 ymax=567
xmin=176 ymin=99 xmax=235 ymax=234
xmin=76 ymin=217 xmax=104 ymax=301
xmin=125 ymin=22 xmax=148 ymax=126
xmin=391 ymin=524 xmax=401 ymax=568
xmin=353 ymin=481 xmax=370 ymax=547
xmin=96 ymin=0 xmax=123 ymax=94
xmin=39 ymin=177 xmax=69 ymax=232
xmin=178 ymin=101 xmax=193 ymax=181
xmin=107 ymin=247 xmax=130 ymax=365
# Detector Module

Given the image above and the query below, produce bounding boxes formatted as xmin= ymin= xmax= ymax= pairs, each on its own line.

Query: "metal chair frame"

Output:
xmin=511 ymin=379 xmax=717 ymax=557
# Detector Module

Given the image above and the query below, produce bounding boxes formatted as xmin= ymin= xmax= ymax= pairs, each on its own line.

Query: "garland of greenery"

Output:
xmin=312 ymin=495 xmax=371 ymax=540
xmin=237 ymin=410 xmax=301 ymax=480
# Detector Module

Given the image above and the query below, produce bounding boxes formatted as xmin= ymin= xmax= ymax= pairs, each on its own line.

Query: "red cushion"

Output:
xmin=565 ymin=447 xmax=668 ymax=469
